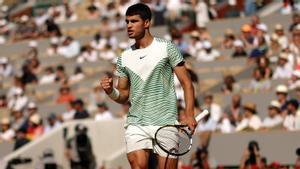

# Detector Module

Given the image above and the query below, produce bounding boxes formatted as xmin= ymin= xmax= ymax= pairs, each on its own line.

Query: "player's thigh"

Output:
xmin=157 ymin=155 xmax=178 ymax=169
xmin=127 ymin=149 xmax=151 ymax=169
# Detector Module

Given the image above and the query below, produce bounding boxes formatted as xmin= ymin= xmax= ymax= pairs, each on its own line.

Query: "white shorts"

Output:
xmin=125 ymin=125 xmax=178 ymax=158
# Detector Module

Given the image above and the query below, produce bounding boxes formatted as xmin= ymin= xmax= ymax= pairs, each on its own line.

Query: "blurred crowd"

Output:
xmin=1 ymin=0 xmax=300 ymax=168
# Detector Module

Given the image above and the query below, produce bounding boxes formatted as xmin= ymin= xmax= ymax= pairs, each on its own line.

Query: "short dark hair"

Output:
xmin=125 ymin=3 xmax=152 ymax=21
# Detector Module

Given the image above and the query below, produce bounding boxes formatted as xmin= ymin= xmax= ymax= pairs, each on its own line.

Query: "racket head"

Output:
xmin=154 ymin=125 xmax=192 ymax=156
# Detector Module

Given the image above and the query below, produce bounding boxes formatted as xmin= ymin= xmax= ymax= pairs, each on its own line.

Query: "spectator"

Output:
xmin=240 ymin=24 xmax=255 ymax=48
xmin=7 ymin=76 xmax=25 ymax=100
xmin=0 ymin=19 xmax=10 ymax=44
xmin=65 ymin=124 xmax=96 ymax=169
xmin=232 ymin=40 xmax=247 ymax=58
xmin=77 ymin=45 xmax=98 ymax=63
xmin=187 ymin=31 xmax=202 ymax=57
xmin=26 ymin=102 xmax=38 ymax=117
xmin=14 ymin=128 xmax=30 ymax=150
xmin=0 ymin=118 xmax=15 ymax=142
xmin=21 ymin=63 xmax=38 ymax=85
xmin=44 ymin=113 xmax=61 ymax=134
xmin=13 ymin=15 xmax=38 ymax=41
xmin=221 ymin=75 xmax=240 ymax=94
xmin=249 ymin=36 xmax=268 ymax=62
xmin=275 ymin=85 xmax=289 ymax=112
xmin=99 ymin=44 xmax=117 ymax=62
xmin=26 ymin=40 xmax=38 ymax=59
xmin=57 ymin=36 xmax=80 ymax=59
xmin=262 ymin=100 xmax=283 ymax=129
xmin=288 ymin=70 xmax=300 ymax=90
xmin=56 ymin=86 xmax=76 ymax=104
xmin=7 ymin=88 xmax=29 ymax=112
xmin=274 ymin=24 xmax=288 ymax=49
xmin=283 ymin=99 xmax=300 ymax=131
xmin=244 ymin=0 xmax=257 ymax=16
xmin=88 ymin=81 xmax=106 ymax=113
xmin=86 ymin=4 xmax=100 ymax=19
xmin=295 ymin=147 xmax=300 ymax=169
xmin=151 ymin=0 xmax=166 ymax=26
xmin=254 ymin=23 xmax=270 ymax=46
xmin=223 ymin=94 xmax=243 ymax=128
xmin=47 ymin=37 xmax=60 ymax=56
xmin=64 ymin=2 xmax=78 ymax=22
xmin=273 ymin=52 xmax=293 ymax=79
xmin=196 ymin=41 xmax=220 ymax=62
xmin=27 ymin=114 xmax=44 ymax=140
xmin=69 ymin=66 xmax=85 ymax=84
xmin=194 ymin=0 xmax=209 ymax=28
xmin=221 ymin=29 xmax=235 ymax=49
xmin=289 ymin=13 xmax=300 ymax=32
xmin=100 ymin=16 xmax=114 ymax=38
xmin=39 ymin=66 xmax=56 ymax=84
xmin=236 ymin=103 xmax=262 ymax=131
xmin=55 ymin=65 xmax=68 ymax=84
xmin=73 ymin=99 xmax=90 ymax=120
xmin=257 ymin=57 xmax=273 ymax=79
xmin=249 ymin=68 xmax=271 ymax=92
xmin=0 ymin=95 xmax=7 ymax=108
xmin=250 ymin=15 xmax=261 ymax=35
xmin=11 ymin=110 xmax=27 ymax=131
xmin=94 ymin=102 xmax=113 ymax=121
xmin=0 ymin=57 xmax=13 ymax=79
xmin=240 ymin=140 xmax=262 ymax=169
xmin=268 ymin=33 xmax=282 ymax=57
xmin=44 ymin=18 xmax=62 ymax=37
xmin=90 ymin=33 xmax=107 ymax=51
xmin=62 ymin=101 xmax=76 ymax=122
xmin=201 ymin=94 xmax=222 ymax=123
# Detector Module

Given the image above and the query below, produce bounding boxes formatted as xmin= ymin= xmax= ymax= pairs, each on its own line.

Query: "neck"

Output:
xmin=135 ymin=32 xmax=154 ymax=49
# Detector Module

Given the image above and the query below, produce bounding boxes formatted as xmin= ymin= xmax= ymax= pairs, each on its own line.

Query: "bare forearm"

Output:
xmin=182 ymin=80 xmax=195 ymax=116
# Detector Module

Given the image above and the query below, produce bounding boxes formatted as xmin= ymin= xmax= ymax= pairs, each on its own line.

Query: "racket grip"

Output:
xmin=195 ymin=110 xmax=209 ymax=123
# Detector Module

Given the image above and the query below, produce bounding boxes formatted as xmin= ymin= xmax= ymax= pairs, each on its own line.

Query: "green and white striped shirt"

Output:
xmin=116 ymin=37 xmax=184 ymax=126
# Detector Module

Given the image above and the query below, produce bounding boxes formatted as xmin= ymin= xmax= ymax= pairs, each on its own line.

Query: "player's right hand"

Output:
xmin=101 ymin=77 xmax=113 ymax=94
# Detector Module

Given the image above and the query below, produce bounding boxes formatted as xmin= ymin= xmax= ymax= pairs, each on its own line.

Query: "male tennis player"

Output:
xmin=101 ymin=3 xmax=197 ymax=169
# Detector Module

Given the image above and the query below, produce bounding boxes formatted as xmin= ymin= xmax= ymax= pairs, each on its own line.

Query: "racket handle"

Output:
xmin=195 ymin=110 xmax=209 ymax=123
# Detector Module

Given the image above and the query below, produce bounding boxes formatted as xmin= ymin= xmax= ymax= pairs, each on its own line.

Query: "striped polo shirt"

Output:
xmin=116 ymin=37 xmax=184 ymax=126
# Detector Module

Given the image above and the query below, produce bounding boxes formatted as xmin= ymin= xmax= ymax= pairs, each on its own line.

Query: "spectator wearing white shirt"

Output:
xmin=0 ymin=56 xmax=13 ymax=78
xmin=288 ymin=70 xmax=300 ymax=90
xmin=236 ymin=103 xmax=262 ymax=132
xmin=196 ymin=41 xmax=220 ymax=62
xmin=0 ymin=118 xmax=15 ymax=142
xmin=188 ymin=31 xmax=202 ymax=57
xmin=283 ymin=99 xmax=300 ymax=131
xmin=69 ymin=66 xmax=85 ymax=84
xmin=262 ymin=100 xmax=283 ymax=129
xmin=8 ymin=88 xmax=29 ymax=112
xmin=194 ymin=0 xmax=209 ymax=27
xmin=273 ymin=52 xmax=293 ymax=79
xmin=58 ymin=36 xmax=80 ymax=59
xmin=202 ymin=94 xmax=222 ymax=123
xmin=253 ymin=23 xmax=271 ymax=46
xmin=275 ymin=85 xmax=289 ymax=112
xmin=44 ymin=113 xmax=61 ymax=134
xmin=90 ymin=33 xmax=107 ymax=51
xmin=47 ymin=37 xmax=60 ymax=57
xmin=39 ymin=67 xmax=56 ymax=84
xmin=99 ymin=44 xmax=116 ymax=62
xmin=94 ymin=102 xmax=113 ymax=121
xmin=274 ymin=24 xmax=288 ymax=49
xmin=77 ymin=45 xmax=98 ymax=63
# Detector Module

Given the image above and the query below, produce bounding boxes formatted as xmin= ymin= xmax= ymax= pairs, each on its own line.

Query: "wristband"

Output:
xmin=108 ymin=88 xmax=120 ymax=100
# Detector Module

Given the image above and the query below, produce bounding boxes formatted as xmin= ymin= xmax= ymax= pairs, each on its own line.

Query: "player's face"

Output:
xmin=125 ymin=15 xmax=150 ymax=39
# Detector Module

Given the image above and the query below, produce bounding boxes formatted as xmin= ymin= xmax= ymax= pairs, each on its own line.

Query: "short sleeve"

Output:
xmin=167 ymin=41 xmax=184 ymax=68
xmin=116 ymin=56 xmax=128 ymax=77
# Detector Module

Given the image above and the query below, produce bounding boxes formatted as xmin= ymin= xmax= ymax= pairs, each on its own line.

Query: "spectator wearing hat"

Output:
xmin=253 ymin=23 xmax=270 ymax=46
xmin=188 ymin=30 xmax=203 ymax=57
xmin=272 ymin=53 xmax=293 ymax=79
xmin=275 ymin=85 xmax=289 ymax=112
xmin=274 ymin=24 xmax=288 ymax=49
xmin=56 ymin=86 xmax=76 ymax=104
xmin=288 ymin=70 xmax=300 ymax=90
xmin=94 ymin=102 xmax=113 ymax=121
xmin=221 ymin=29 xmax=235 ymax=49
xmin=73 ymin=99 xmax=90 ymax=120
xmin=27 ymin=114 xmax=44 ymax=140
xmin=0 ymin=56 xmax=13 ymax=78
xmin=232 ymin=39 xmax=247 ymax=58
xmin=0 ymin=118 xmax=15 ymax=142
xmin=7 ymin=88 xmax=29 ymax=112
xmin=283 ymin=99 xmax=300 ymax=131
xmin=249 ymin=67 xmax=271 ymax=92
xmin=236 ymin=103 xmax=262 ymax=132
xmin=262 ymin=100 xmax=283 ymax=129
xmin=44 ymin=113 xmax=61 ymax=134
xmin=240 ymin=24 xmax=255 ymax=48
xmin=196 ymin=40 xmax=220 ymax=62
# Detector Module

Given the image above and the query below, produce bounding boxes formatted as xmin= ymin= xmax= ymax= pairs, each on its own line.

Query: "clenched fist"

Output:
xmin=101 ymin=77 xmax=113 ymax=94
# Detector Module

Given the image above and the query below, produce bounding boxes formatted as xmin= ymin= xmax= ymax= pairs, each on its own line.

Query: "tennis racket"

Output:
xmin=154 ymin=110 xmax=209 ymax=157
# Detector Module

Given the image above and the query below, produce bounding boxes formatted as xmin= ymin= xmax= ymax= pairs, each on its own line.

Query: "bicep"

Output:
xmin=174 ymin=64 xmax=191 ymax=83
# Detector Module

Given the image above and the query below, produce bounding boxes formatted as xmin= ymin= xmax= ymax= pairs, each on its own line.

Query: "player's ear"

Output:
xmin=144 ymin=19 xmax=151 ymax=29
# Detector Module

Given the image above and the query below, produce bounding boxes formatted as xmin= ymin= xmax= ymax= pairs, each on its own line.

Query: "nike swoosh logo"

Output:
xmin=139 ymin=55 xmax=147 ymax=59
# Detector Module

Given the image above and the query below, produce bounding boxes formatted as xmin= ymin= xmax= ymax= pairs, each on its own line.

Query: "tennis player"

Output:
xmin=101 ymin=3 xmax=197 ymax=169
